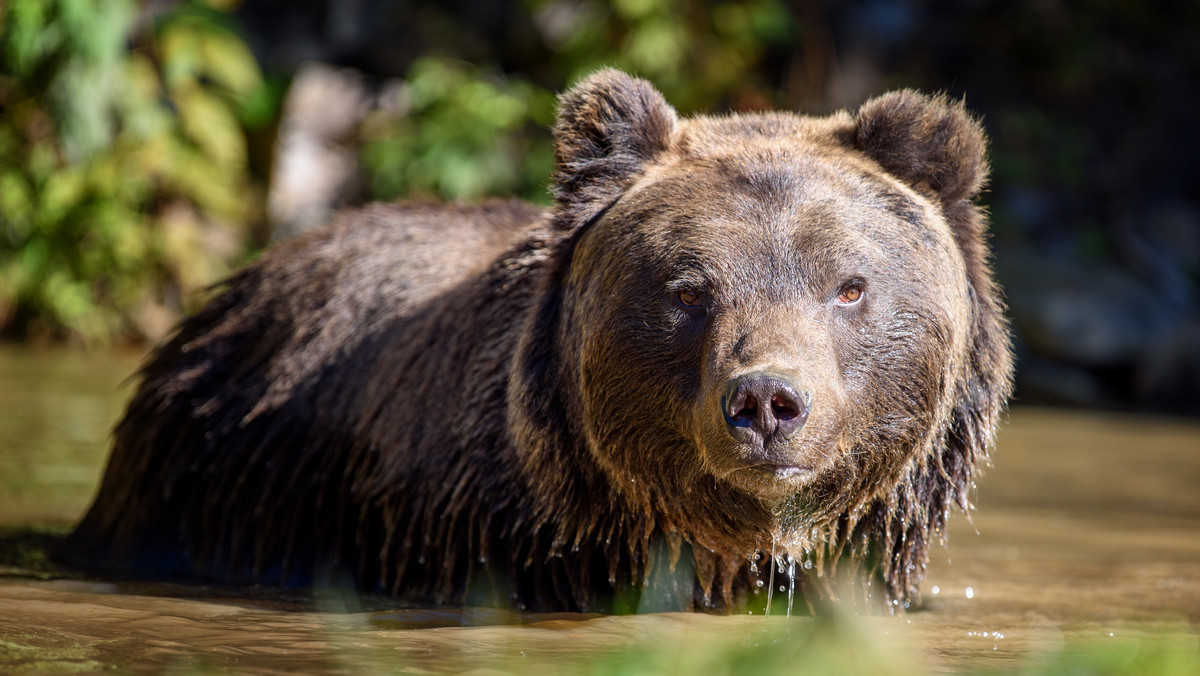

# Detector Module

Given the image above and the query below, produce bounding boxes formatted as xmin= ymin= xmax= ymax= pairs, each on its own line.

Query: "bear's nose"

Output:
xmin=721 ymin=373 xmax=811 ymax=443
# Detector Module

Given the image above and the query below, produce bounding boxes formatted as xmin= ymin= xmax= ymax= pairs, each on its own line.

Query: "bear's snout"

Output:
xmin=721 ymin=372 xmax=811 ymax=448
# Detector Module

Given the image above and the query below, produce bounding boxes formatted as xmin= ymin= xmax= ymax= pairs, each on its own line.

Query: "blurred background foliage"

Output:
xmin=359 ymin=0 xmax=797 ymax=204
xmin=0 ymin=0 xmax=800 ymax=343
xmin=0 ymin=0 xmax=273 ymax=343
xmin=1 ymin=0 xmax=1197 ymax=413
xmin=360 ymin=58 xmax=558 ymax=203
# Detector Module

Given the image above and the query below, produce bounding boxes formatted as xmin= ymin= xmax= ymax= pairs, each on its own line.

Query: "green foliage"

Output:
xmin=0 ymin=0 xmax=795 ymax=342
xmin=0 ymin=0 xmax=268 ymax=343
xmin=362 ymin=59 xmax=558 ymax=203
xmin=535 ymin=0 xmax=793 ymax=112
xmin=360 ymin=0 xmax=793 ymax=204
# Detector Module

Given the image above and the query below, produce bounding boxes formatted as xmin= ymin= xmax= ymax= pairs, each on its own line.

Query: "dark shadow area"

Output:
xmin=0 ymin=527 xmax=75 ymax=580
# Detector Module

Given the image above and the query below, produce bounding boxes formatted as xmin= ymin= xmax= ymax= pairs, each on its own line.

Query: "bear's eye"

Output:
xmin=677 ymin=289 xmax=705 ymax=309
xmin=836 ymin=284 xmax=864 ymax=306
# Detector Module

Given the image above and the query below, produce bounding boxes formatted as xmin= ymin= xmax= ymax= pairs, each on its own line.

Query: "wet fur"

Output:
xmin=60 ymin=70 xmax=1012 ymax=612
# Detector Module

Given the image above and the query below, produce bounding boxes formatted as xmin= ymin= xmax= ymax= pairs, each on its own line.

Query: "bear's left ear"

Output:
xmin=552 ymin=69 xmax=678 ymax=230
xmin=853 ymin=90 xmax=988 ymax=206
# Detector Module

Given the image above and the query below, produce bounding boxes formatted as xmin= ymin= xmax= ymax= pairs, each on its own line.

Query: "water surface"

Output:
xmin=1 ymin=345 xmax=1197 ymax=673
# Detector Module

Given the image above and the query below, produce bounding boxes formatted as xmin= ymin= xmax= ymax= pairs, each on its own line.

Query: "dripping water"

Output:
xmin=764 ymin=540 xmax=776 ymax=618
xmin=786 ymin=556 xmax=796 ymax=619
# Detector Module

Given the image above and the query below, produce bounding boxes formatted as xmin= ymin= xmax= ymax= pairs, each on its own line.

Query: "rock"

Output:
xmin=999 ymin=253 xmax=1184 ymax=369
xmin=267 ymin=63 xmax=373 ymax=242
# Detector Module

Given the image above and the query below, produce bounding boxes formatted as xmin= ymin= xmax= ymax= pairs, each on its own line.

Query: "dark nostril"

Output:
xmin=722 ymin=373 xmax=810 ymax=441
xmin=728 ymin=393 xmax=758 ymax=427
xmin=771 ymin=393 xmax=800 ymax=421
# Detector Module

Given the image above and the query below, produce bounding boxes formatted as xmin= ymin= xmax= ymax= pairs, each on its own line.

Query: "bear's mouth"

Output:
xmin=721 ymin=462 xmax=817 ymax=500
xmin=746 ymin=463 xmax=813 ymax=481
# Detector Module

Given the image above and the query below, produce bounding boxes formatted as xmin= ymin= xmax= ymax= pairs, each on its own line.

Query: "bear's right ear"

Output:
xmin=852 ymin=90 xmax=988 ymax=207
xmin=552 ymin=69 xmax=677 ymax=230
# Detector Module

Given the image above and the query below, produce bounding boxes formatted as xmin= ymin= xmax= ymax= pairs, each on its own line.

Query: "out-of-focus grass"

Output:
xmin=1021 ymin=634 xmax=1200 ymax=676
xmin=574 ymin=619 xmax=920 ymax=676
xmin=308 ymin=601 xmax=1200 ymax=676
xmin=490 ymin=623 xmax=1198 ymax=676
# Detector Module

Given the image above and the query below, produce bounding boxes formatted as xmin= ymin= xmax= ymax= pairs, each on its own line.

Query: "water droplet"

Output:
xmin=931 ymin=585 xmax=940 ymax=596
xmin=785 ymin=558 xmax=796 ymax=620
xmin=478 ymin=556 xmax=487 ymax=564
xmin=802 ymin=559 xmax=813 ymax=570
xmin=417 ymin=556 xmax=426 ymax=565
xmin=779 ymin=585 xmax=786 ymax=592
xmin=965 ymin=586 xmax=975 ymax=599
xmin=765 ymin=540 xmax=776 ymax=618
xmin=756 ymin=579 xmax=764 ymax=588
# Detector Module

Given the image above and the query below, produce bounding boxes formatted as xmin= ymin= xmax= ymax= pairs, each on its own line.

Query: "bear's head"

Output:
xmin=511 ymin=69 xmax=1012 ymax=606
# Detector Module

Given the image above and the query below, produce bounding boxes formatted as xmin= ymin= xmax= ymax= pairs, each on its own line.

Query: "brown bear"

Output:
xmin=59 ymin=69 xmax=1012 ymax=613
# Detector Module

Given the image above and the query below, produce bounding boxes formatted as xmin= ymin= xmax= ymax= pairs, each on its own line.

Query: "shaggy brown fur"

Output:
xmin=59 ymin=70 xmax=1012 ymax=613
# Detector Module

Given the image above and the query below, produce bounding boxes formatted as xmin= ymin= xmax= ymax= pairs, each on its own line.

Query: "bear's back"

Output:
xmin=57 ymin=200 xmax=546 ymax=585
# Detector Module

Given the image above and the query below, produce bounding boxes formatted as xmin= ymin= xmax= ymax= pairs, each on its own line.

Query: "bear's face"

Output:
xmin=517 ymin=69 xmax=1009 ymax=569
xmin=564 ymin=114 xmax=970 ymax=510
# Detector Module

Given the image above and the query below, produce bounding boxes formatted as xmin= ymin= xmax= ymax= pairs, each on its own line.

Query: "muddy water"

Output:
xmin=1 ymin=345 xmax=1197 ymax=673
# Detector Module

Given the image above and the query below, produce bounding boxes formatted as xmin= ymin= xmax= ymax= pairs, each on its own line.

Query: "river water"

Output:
xmin=1 ymin=345 xmax=1197 ymax=673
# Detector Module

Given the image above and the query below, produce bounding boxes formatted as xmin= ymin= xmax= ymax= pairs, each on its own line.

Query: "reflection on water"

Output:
xmin=0 ymin=345 xmax=138 ymax=528
xmin=1 ymin=346 xmax=1197 ymax=673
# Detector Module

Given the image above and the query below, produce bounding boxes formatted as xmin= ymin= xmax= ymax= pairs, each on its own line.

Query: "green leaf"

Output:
xmin=199 ymin=29 xmax=263 ymax=97
xmin=175 ymin=85 xmax=247 ymax=171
